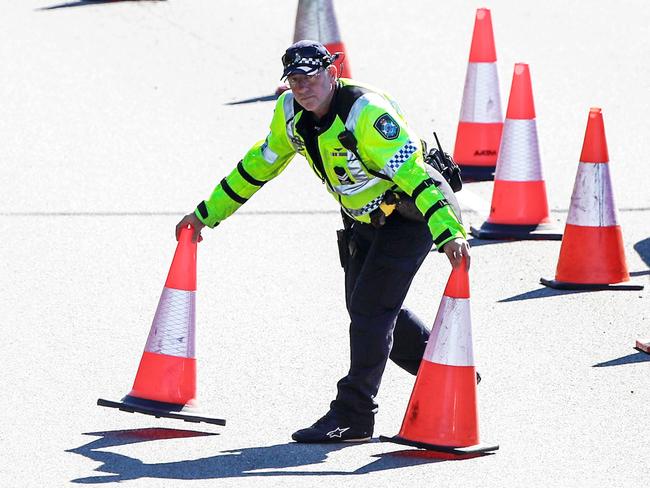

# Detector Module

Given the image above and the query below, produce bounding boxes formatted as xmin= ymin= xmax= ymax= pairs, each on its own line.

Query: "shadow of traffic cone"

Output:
xmin=540 ymin=108 xmax=644 ymax=291
xmin=453 ymin=8 xmax=503 ymax=181
xmin=276 ymin=0 xmax=352 ymax=95
xmin=471 ymin=63 xmax=562 ymax=240
xmin=380 ymin=259 xmax=498 ymax=456
xmin=98 ymin=227 xmax=226 ymax=425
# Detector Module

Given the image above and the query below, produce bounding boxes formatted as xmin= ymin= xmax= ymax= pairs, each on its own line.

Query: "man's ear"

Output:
xmin=327 ymin=64 xmax=338 ymax=79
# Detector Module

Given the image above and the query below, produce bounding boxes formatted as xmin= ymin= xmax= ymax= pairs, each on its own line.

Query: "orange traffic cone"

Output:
xmin=453 ymin=8 xmax=503 ymax=181
xmin=380 ymin=260 xmax=498 ymax=455
xmin=471 ymin=63 xmax=562 ymax=240
xmin=636 ymin=339 xmax=650 ymax=354
xmin=98 ymin=227 xmax=225 ymax=425
xmin=293 ymin=0 xmax=351 ymax=77
xmin=276 ymin=0 xmax=352 ymax=95
xmin=541 ymin=108 xmax=644 ymax=291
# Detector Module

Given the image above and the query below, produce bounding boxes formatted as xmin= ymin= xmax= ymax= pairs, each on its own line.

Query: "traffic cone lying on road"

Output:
xmin=97 ymin=226 xmax=225 ymax=425
xmin=276 ymin=0 xmax=352 ymax=95
xmin=453 ymin=8 xmax=503 ymax=181
xmin=380 ymin=259 xmax=498 ymax=456
xmin=540 ymin=108 xmax=644 ymax=291
xmin=635 ymin=339 xmax=650 ymax=354
xmin=471 ymin=63 xmax=561 ymax=240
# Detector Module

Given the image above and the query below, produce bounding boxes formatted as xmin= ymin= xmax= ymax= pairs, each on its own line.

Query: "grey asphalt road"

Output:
xmin=1 ymin=1 xmax=648 ymax=487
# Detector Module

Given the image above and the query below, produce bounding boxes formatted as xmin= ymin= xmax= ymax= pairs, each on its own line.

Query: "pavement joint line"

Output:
xmin=1 ymin=207 xmax=649 ymax=217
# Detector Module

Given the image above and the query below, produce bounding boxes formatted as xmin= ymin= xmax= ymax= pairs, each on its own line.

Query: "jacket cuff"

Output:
xmin=194 ymin=201 xmax=219 ymax=229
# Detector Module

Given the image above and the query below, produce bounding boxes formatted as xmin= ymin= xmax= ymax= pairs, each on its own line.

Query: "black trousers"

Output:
xmin=329 ymin=213 xmax=434 ymax=428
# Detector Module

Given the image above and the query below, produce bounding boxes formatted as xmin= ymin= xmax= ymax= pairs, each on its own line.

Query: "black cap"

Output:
xmin=281 ymin=40 xmax=336 ymax=80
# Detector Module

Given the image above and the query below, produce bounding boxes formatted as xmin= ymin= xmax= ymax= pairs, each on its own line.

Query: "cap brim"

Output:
xmin=281 ymin=66 xmax=320 ymax=80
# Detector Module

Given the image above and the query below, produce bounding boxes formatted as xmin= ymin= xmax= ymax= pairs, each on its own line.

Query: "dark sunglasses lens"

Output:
xmin=283 ymin=46 xmax=323 ymax=67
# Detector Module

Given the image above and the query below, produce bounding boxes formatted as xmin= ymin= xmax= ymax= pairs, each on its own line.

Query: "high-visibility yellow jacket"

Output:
xmin=195 ymin=78 xmax=466 ymax=250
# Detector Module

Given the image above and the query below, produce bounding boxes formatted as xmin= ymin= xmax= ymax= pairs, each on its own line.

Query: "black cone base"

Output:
xmin=458 ymin=165 xmax=495 ymax=182
xmin=540 ymin=277 xmax=644 ymax=291
xmin=470 ymin=221 xmax=562 ymax=241
xmin=379 ymin=435 xmax=498 ymax=455
xmin=97 ymin=395 xmax=226 ymax=426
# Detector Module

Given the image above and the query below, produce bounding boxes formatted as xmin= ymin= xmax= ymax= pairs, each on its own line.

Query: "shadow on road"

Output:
xmin=467 ymin=237 xmax=498 ymax=247
xmin=634 ymin=237 xmax=650 ymax=267
xmin=592 ymin=351 xmax=650 ymax=367
xmin=67 ymin=428 xmax=460 ymax=483
xmin=498 ymin=286 xmax=591 ymax=302
xmin=224 ymin=94 xmax=279 ymax=106
xmin=37 ymin=0 xmax=164 ymax=11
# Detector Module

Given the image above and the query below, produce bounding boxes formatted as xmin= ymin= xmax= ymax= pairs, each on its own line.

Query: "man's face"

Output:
xmin=287 ymin=66 xmax=335 ymax=114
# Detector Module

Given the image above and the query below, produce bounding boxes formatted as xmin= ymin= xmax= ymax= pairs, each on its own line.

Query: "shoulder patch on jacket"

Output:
xmin=373 ymin=113 xmax=400 ymax=140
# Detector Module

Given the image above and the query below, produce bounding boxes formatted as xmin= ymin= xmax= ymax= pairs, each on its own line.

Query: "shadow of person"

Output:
xmin=634 ymin=237 xmax=650 ymax=268
xmin=37 ymin=0 xmax=164 ymax=11
xmin=498 ymin=286 xmax=592 ymax=302
xmin=224 ymin=94 xmax=279 ymax=106
xmin=67 ymin=428 xmax=455 ymax=483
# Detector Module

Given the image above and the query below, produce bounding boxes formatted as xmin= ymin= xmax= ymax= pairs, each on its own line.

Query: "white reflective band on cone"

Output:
xmin=423 ymin=297 xmax=474 ymax=366
xmin=494 ymin=119 xmax=543 ymax=181
xmin=293 ymin=0 xmax=341 ymax=45
xmin=144 ymin=287 xmax=196 ymax=358
xmin=459 ymin=62 xmax=502 ymax=123
xmin=566 ymin=162 xmax=618 ymax=227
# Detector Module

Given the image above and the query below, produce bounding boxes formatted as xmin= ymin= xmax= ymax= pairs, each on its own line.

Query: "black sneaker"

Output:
xmin=291 ymin=411 xmax=373 ymax=443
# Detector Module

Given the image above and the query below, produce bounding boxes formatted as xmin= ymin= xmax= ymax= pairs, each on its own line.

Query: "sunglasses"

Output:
xmin=282 ymin=45 xmax=330 ymax=69
xmin=286 ymin=68 xmax=327 ymax=88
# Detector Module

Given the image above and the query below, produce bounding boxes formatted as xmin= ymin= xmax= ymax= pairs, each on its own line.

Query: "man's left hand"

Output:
xmin=442 ymin=238 xmax=471 ymax=270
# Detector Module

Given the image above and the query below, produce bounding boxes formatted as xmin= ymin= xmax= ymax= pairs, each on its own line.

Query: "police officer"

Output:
xmin=176 ymin=40 xmax=470 ymax=443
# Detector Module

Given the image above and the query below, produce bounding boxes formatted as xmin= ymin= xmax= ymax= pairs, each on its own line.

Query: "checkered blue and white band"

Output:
xmin=344 ymin=194 xmax=385 ymax=217
xmin=383 ymin=140 xmax=418 ymax=178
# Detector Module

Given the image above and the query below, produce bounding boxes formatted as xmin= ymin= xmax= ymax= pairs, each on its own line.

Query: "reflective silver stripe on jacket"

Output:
xmin=260 ymin=138 xmax=278 ymax=164
xmin=332 ymin=175 xmax=383 ymax=196
xmin=283 ymin=92 xmax=300 ymax=151
xmin=345 ymin=92 xmax=385 ymax=132
xmin=344 ymin=194 xmax=384 ymax=217
xmin=344 ymin=92 xmax=397 ymax=185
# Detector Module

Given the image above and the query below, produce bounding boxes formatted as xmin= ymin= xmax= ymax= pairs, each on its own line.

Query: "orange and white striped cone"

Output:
xmin=380 ymin=260 xmax=498 ymax=456
xmin=276 ymin=0 xmax=352 ymax=95
xmin=98 ymin=226 xmax=225 ymax=425
xmin=636 ymin=339 xmax=650 ymax=354
xmin=293 ymin=0 xmax=351 ymax=77
xmin=541 ymin=108 xmax=644 ymax=291
xmin=453 ymin=8 xmax=503 ymax=181
xmin=471 ymin=63 xmax=562 ymax=240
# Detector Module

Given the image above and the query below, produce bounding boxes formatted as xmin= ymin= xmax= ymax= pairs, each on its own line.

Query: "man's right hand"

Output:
xmin=176 ymin=213 xmax=205 ymax=243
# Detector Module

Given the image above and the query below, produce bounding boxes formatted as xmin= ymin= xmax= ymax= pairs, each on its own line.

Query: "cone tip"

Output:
xmin=514 ymin=63 xmax=528 ymax=75
xmin=476 ymin=8 xmax=490 ymax=20
xmin=506 ymin=62 xmax=535 ymax=120
xmin=165 ymin=227 xmax=197 ymax=291
xmin=444 ymin=262 xmax=470 ymax=299
xmin=580 ymin=107 xmax=609 ymax=163
xmin=469 ymin=8 xmax=496 ymax=62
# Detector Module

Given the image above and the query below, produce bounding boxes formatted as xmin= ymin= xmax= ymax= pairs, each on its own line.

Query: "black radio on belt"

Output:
xmin=422 ymin=132 xmax=463 ymax=193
